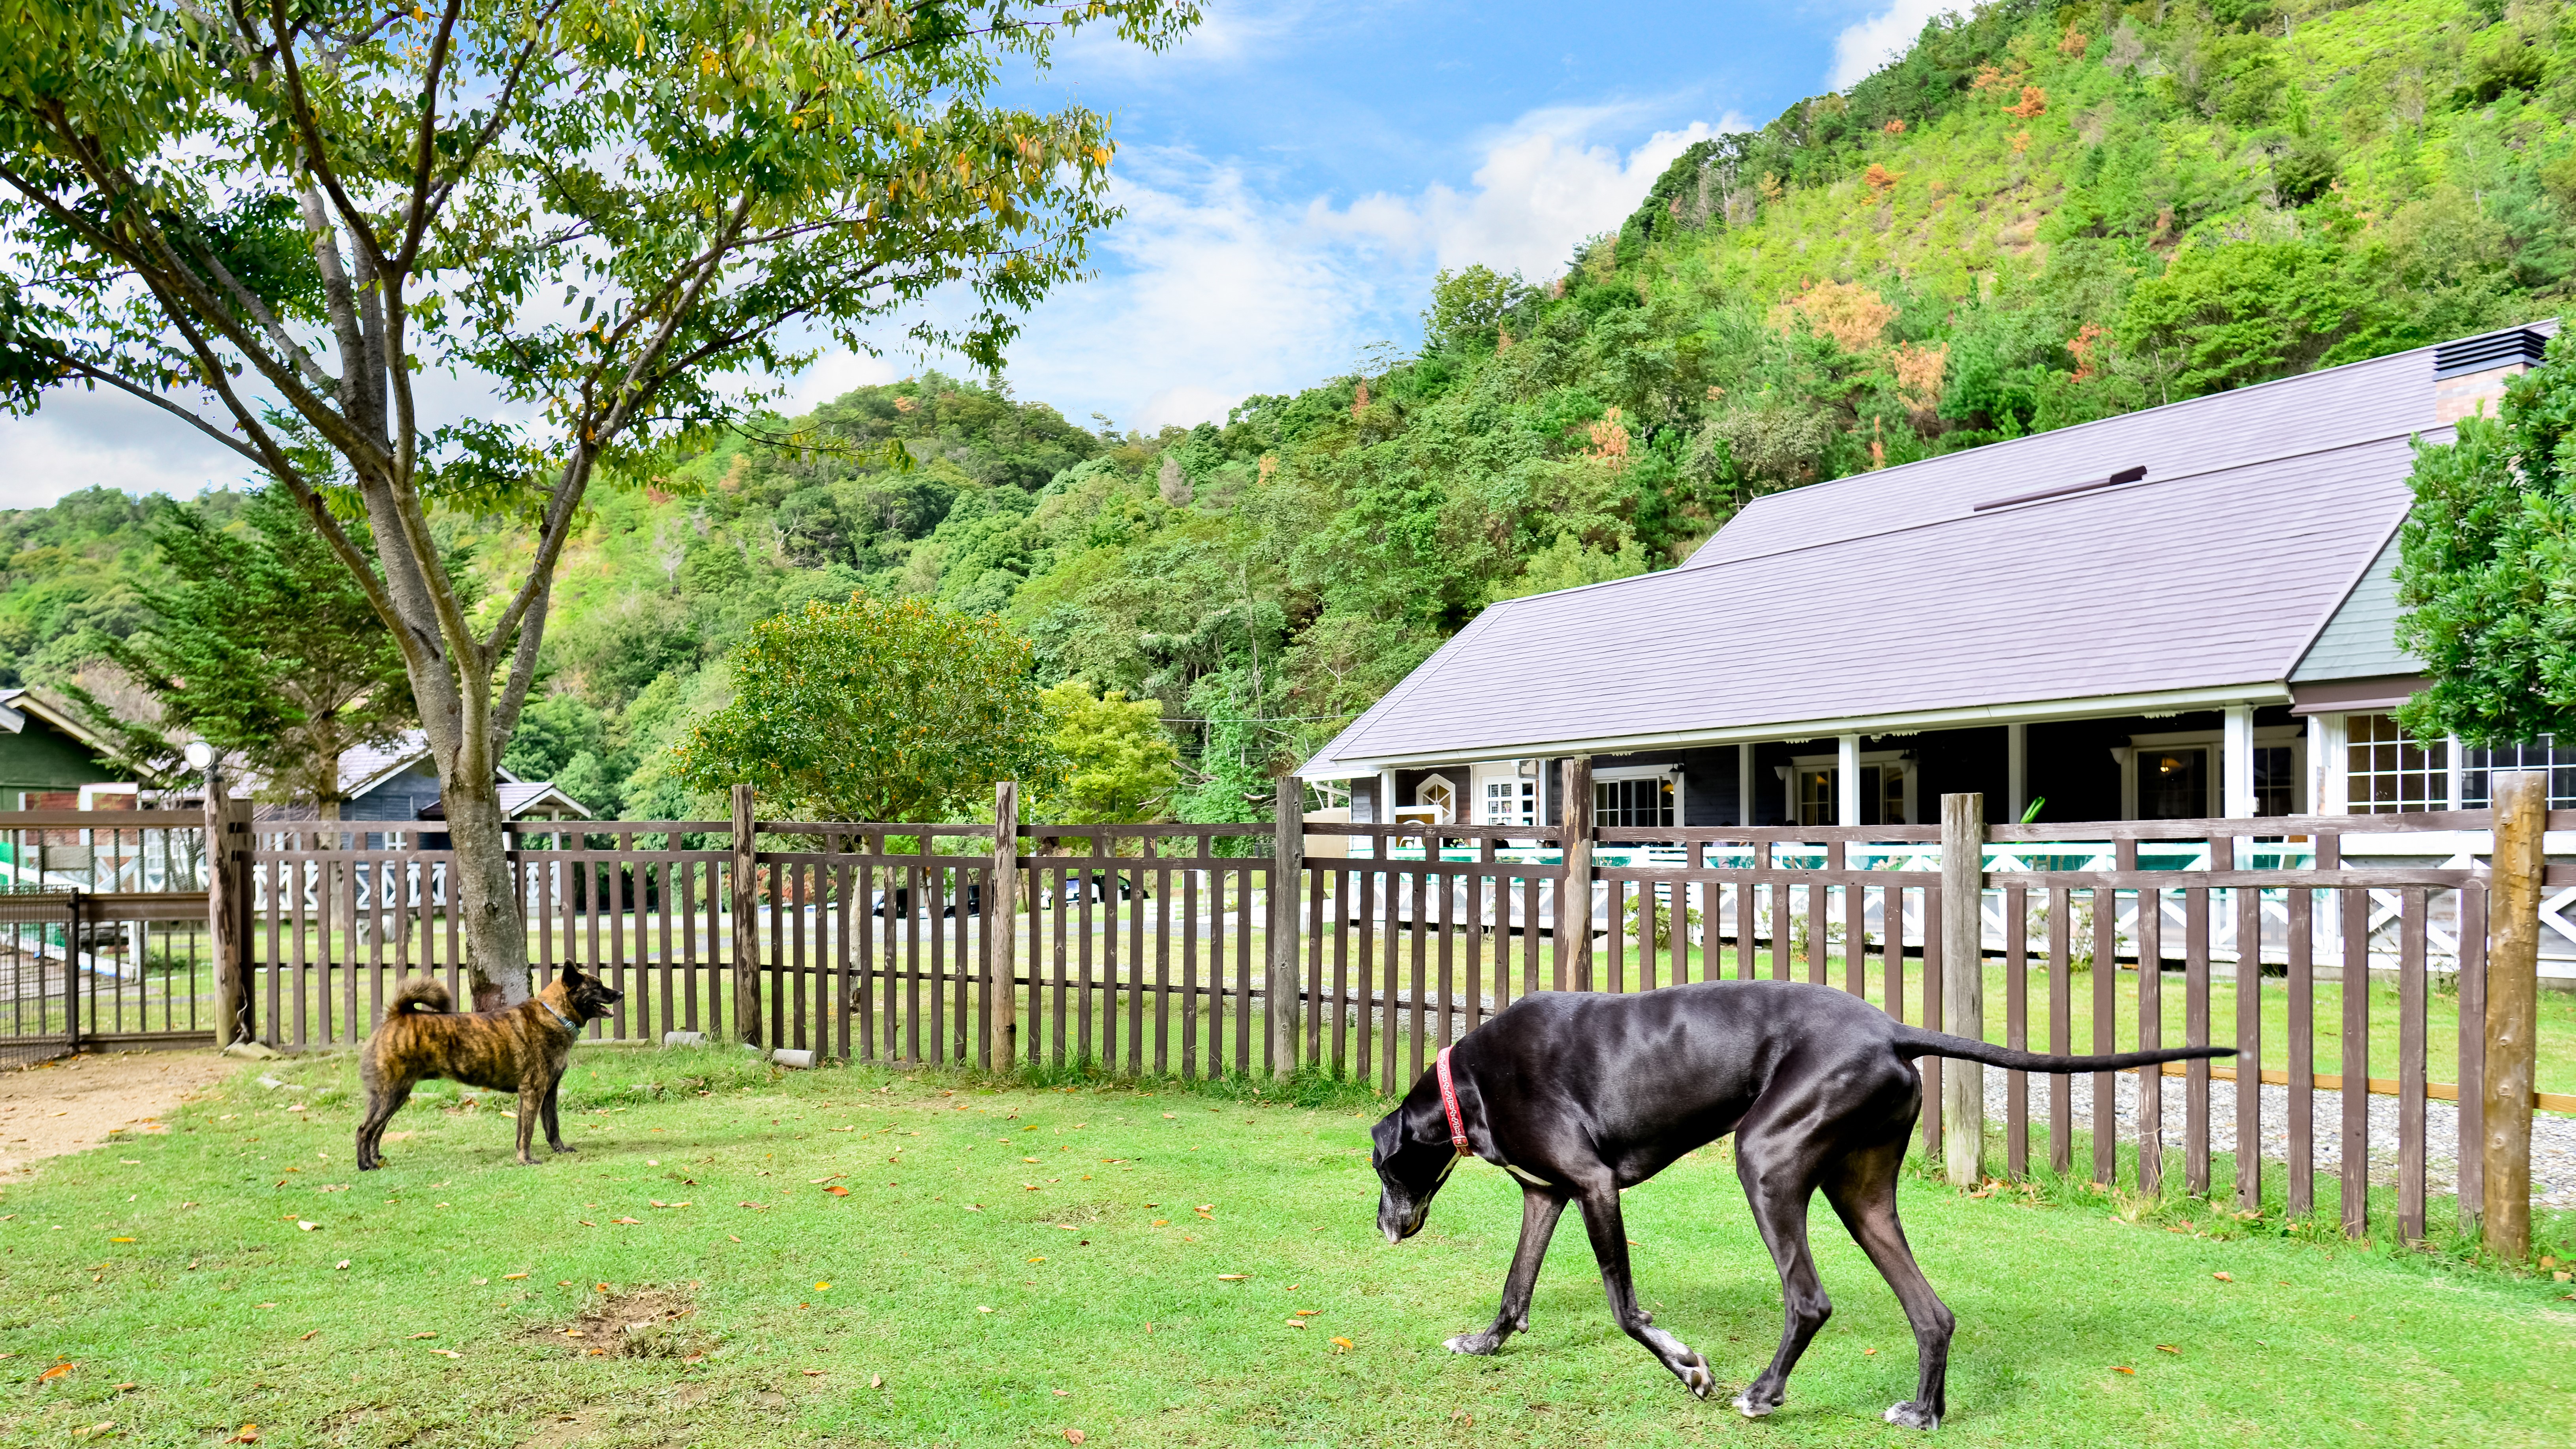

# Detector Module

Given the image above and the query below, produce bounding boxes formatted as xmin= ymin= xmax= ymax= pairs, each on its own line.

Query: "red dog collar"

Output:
xmin=1435 ymin=1046 xmax=1469 ymax=1153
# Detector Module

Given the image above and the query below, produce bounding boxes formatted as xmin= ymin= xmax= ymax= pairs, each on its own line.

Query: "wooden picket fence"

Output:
xmin=6 ymin=783 xmax=2564 ymax=1249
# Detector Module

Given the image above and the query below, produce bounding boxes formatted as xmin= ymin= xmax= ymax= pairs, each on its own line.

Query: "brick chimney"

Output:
xmin=2433 ymin=326 xmax=2550 ymax=426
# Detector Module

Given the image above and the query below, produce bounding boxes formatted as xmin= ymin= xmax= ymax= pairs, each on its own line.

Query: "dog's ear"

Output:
xmin=560 ymin=965 xmax=585 ymax=985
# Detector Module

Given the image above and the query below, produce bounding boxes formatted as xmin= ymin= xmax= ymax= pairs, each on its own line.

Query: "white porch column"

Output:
xmin=2445 ymin=735 xmax=2467 ymax=812
xmin=2006 ymin=722 xmax=2028 ymax=823
xmin=1737 ymin=744 xmax=1756 ymax=827
xmin=2307 ymin=713 xmax=2349 ymax=814
xmin=1837 ymin=733 xmax=1862 ymax=826
xmin=2223 ymin=705 xmax=2257 ymax=819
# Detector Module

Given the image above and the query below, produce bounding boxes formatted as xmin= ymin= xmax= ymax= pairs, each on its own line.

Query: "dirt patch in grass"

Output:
xmin=527 ymin=1285 xmax=710 ymax=1360
xmin=0 ymin=1049 xmax=231 ymax=1178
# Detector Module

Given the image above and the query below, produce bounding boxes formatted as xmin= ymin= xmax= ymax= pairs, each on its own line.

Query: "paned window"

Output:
xmin=1596 ymin=776 xmax=1675 ymax=828
xmin=1482 ymin=778 xmax=1537 ymax=827
xmin=2461 ymin=735 xmax=2576 ymax=810
xmin=2136 ymin=746 xmax=2206 ymax=819
xmin=2253 ymin=745 xmax=2296 ymax=817
xmin=2347 ymin=712 xmax=2449 ymax=813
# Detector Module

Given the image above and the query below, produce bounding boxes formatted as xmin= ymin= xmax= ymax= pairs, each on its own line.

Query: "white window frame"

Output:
xmin=1472 ymin=767 xmax=1540 ymax=827
xmin=1411 ymin=772 xmax=1460 ymax=825
xmin=1594 ymin=763 xmax=1684 ymax=829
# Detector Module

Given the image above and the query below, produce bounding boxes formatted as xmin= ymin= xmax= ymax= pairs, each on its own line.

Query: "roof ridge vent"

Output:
xmin=1971 ymin=464 xmax=2148 ymax=513
xmin=2434 ymin=327 xmax=2548 ymax=380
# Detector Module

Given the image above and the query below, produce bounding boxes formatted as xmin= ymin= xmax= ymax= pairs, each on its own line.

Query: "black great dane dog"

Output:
xmin=1372 ymin=980 xmax=2231 ymax=1430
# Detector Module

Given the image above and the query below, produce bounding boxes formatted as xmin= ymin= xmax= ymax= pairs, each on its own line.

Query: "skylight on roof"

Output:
xmin=1971 ymin=464 xmax=2148 ymax=513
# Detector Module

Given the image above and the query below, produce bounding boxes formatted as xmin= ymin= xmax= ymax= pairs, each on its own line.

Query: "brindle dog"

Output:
xmin=356 ymin=967 xmax=624 ymax=1169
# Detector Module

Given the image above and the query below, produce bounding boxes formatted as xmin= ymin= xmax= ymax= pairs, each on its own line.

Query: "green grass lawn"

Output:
xmin=7 ymin=1049 xmax=2574 ymax=1448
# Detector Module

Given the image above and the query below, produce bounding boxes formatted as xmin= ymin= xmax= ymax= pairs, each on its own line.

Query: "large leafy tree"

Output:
xmin=63 ymin=487 xmax=420 ymax=816
xmin=1033 ymin=677 xmax=1174 ymax=823
xmin=2395 ymin=334 xmax=2576 ymax=746
xmin=0 ymin=0 xmax=1195 ymax=1000
xmin=674 ymin=594 xmax=1056 ymax=821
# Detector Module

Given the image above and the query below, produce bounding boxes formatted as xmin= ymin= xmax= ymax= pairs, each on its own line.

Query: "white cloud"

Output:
xmin=905 ymin=103 xmax=1744 ymax=433
xmin=779 ymin=348 xmax=902 ymax=413
xmin=1318 ymin=105 xmax=1747 ymax=280
xmin=1827 ymin=0 xmax=1958 ymax=91
xmin=0 ymin=392 xmax=252 ymax=508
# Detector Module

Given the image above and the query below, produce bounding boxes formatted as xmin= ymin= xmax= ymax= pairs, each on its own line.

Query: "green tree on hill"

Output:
xmin=63 ymin=488 xmax=417 ymax=816
xmin=674 ymin=595 xmax=1058 ymax=823
xmin=2396 ymin=333 xmax=2576 ymax=745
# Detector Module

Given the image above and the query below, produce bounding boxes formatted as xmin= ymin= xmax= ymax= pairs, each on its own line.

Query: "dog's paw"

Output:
xmin=1882 ymin=1401 xmax=1939 ymax=1432
xmin=1733 ymin=1388 xmax=1781 ymax=1419
xmin=552 ymin=1143 xmax=578 ymax=1154
xmin=1442 ymin=1332 xmax=1501 ymax=1357
xmin=1677 ymin=1353 xmax=1714 ymax=1400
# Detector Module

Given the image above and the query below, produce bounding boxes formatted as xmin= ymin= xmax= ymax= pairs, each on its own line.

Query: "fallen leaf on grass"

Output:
xmin=429 ymin=1349 xmax=461 ymax=1359
xmin=228 ymin=1428 xmax=257 ymax=1445
xmin=802 ymin=1369 xmax=825 ymax=1377
xmin=295 ymin=1222 xmax=319 ymax=1232
xmin=299 ymin=1331 xmax=319 ymax=1341
xmin=870 ymin=1374 xmax=883 ymax=1389
xmin=611 ymin=1217 xmax=642 ymax=1225
xmin=1293 ymin=1310 xmax=1317 ymax=1317
xmin=823 ymin=1186 xmax=850 ymax=1197
xmin=977 ymin=1306 xmax=994 ymax=1314
xmin=563 ymin=1329 xmax=586 ymax=1338
xmin=409 ymin=1332 xmax=437 ymax=1340
xmin=1329 ymin=1338 xmax=1353 ymax=1353
xmin=579 ymin=1221 xmax=597 ymax=1227
xmin=38 ymin=1362 xmax=73 ymax=1382
xmin=1065 ymin=1432 xmax=1086 ymax=1445
xmin=2156 ymin=1345 xmax=2179 ymax=1355
xmin=815 ymin=1282 xmax=831 ymax=1291
xmin=504 ymin=1273 xmax=530 ymax=1280
xmin=2211 ymin=1272 xmax=2232 ymax=1282
xmin=1284 ymin=1319 xmax=1308 ymax=1329
xmin=107 ymin=1236 xmax=134 ymax=1243
xmin=809 ymin=1175 xmax=845 ymax=1184
xmin=2112 ymin=1366 xmax=2135 ymax=1376
xmin=1027 ymin=1257 xmax=1046 ymax=1264
xmin=1216 ymin=1274 xmax=1246 ymax=1282
xmin=335 ymin=1260 xmax=350 ymax=1271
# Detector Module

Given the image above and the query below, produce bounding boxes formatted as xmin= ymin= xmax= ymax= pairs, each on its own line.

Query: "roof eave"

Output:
xmin=1298 ymin=680 xmax=2292 ymax=776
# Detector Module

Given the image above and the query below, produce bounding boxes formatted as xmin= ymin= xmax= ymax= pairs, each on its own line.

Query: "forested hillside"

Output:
xmin=6 ymin=0 xmax=2572 ymax=820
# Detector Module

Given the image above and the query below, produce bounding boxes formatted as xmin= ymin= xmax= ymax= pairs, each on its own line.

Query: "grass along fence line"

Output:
xmin=4 ymin=1047 xmax=2572 ymax=1448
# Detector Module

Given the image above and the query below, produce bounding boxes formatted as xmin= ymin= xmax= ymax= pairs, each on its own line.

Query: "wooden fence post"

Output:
xmin=731 ymin=784 xmax=759 ymax=1048
xmin=1941 ymin=792 xmax=1986 ymax=1185
xmin=2483 ymin=770 xmax=2545 ymax=1260
xmin=1268 ymin=775 xmax=1304 ymax=1076
xmin=206 ymin=780 xmax=252 ymax=1045
xmin=1559 ymin=757 xmax=1593 ymax=992
xmin=991 ymin=780 xmax=1019 ymax=1071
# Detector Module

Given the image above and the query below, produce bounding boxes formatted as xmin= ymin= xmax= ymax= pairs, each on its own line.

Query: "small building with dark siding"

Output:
xmin=0 ymin=688 xmax=122 ymax=809
xmin=1300 ymin=324 xmax=2574 ymax=833
xmin=258 ymin=733 xmax=589 ymax=844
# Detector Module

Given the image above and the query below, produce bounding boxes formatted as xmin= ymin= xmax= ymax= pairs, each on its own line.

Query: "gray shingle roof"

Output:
xmin=1299 ymin=332 xmax=2543 ymax=777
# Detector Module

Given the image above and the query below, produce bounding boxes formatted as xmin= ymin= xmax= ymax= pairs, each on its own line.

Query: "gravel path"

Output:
xmin=1971 ymin=1067 xmax=2576 ymax=1208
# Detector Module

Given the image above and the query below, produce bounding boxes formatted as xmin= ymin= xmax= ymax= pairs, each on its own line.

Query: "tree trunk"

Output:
xmin=441 ymin=768 xmax=528 ymax=1010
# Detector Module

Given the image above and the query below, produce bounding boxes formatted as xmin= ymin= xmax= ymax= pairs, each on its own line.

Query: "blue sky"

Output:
xmin=0 ymin=0 xmax=1950 ymax=506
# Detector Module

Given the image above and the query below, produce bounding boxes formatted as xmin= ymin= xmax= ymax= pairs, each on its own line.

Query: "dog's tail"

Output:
xmin=1892 ymin=1025 xmax=2232 ymax=1074
xmin=389 ymin=977 xmax=453 ymax=1015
